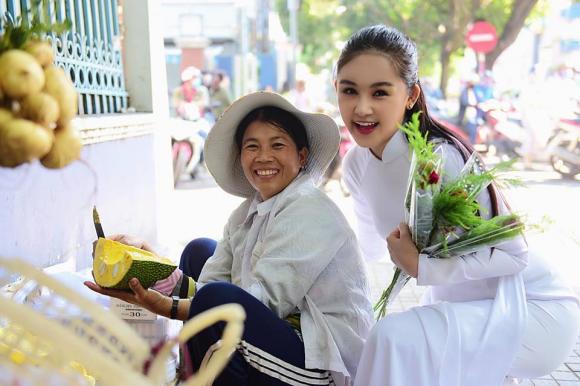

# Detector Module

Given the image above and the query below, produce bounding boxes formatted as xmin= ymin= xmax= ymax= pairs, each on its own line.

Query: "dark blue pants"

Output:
xmin=179 ymin=238 xmax=332 ymax=386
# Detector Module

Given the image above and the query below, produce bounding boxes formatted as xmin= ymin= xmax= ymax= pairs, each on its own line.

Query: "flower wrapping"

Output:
xmin=374 ymin=112 xmax=524 ymax=319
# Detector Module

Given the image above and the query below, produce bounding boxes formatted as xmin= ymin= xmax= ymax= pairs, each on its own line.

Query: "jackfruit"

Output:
xmin=93 ymin=238 xmax=177 ymax=290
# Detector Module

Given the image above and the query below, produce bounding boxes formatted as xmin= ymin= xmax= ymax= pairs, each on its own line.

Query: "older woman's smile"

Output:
xmin=255 ymin=168 xmax=280 ymax=177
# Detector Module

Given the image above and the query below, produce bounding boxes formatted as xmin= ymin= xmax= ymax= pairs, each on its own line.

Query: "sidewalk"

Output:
xmin=168 ymin=167 xmax=580 ymax=385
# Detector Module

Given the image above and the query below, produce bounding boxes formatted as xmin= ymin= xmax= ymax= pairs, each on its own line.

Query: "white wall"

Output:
xmin=0 ymin=0 xmax=173 ymax=272
xmin=161 ymin=0 xmax=256 ymax=41
xmin=0 ymin=133 xmax=159 ymax=271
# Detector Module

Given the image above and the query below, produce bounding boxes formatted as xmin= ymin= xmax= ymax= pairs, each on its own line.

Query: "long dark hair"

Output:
xmin=235 ymin=106 xmax=309 ymax=152
xmin=336 ymin=25 xmax=500 ymax=216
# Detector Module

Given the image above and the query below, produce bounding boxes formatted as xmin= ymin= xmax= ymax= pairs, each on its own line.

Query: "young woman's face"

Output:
xmin=335 ymin=53 xmax=419 ymax=157
xmin=240 ymin=120 xmax=308 ymax=200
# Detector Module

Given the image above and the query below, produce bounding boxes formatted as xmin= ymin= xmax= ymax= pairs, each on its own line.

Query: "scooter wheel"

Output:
xmin=550 ymin=155 xmax=580 ymax=179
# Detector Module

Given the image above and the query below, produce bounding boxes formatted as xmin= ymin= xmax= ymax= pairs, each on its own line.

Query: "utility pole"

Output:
xmin=287 ymin=0 xmax=299 ymax=90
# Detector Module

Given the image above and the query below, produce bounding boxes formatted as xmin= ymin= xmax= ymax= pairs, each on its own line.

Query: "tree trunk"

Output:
xmin=438 ymin=0 xmax=476 ymax=96
xmin=485 ymin=0 xmax=539 ymax=69
xmin=440 ymin=39 xmax=452 ymax=98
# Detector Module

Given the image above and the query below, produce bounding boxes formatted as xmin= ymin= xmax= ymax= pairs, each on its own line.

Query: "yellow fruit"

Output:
xmin=23 ymin=40 xmax=54 ymax=68
xmin=43 ymin=66 xmax=78 ymax=126
xmin=0 ymin=119 xmax=54 ymax=167
xmin=93 ymin=238 xmax=176 ymax=289
xmin=19 ymin=93 xmax=60 ymax=129
xmin=40 ymin=124 xmax=82 ymax=169
xmin=0 ymin=50 xmax=45 ymax=99
xmin=0 ymin=108 xmax=14 ymax=125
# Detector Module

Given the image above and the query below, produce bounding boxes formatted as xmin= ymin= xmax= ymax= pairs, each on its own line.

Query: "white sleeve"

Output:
xmin=342 ymin=149 xmax=388 ymax=262
xmin=350 ymin=189 xmax=389 ymax=262
xmin=416 ymin=145 xmax=528 ymax=286
xmin=197 ymin=223 xmax=233 ymax=285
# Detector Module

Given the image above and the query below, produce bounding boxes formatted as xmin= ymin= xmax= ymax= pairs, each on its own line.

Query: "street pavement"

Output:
xmin=167 ymin=160 xmax=580 ymax=385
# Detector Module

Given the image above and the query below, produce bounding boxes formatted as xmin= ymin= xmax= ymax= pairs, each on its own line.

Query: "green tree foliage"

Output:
xmin=275 ymin=0 xmax=545 ymax=95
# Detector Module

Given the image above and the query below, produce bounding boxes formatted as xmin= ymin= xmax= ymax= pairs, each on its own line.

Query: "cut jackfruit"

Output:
xmin=93 ymin=238 xmax=176 ymax=290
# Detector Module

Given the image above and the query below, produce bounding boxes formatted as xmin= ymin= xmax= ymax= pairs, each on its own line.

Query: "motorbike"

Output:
xmin=423 ymin=90 xmax=471 ymax=142
xmin=322 ymin=118 xmax=353 ymax=196
xmin=474 ymin=99 xmax=524 ymax=159
xmin=545 ymin=117 xmax=580 ymax=179
xmin=169 ymin=117 xmax=209 ymax=187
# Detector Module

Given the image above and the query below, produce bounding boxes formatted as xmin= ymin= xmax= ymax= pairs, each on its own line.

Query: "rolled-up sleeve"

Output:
xmin=197 ymin=224 xmax=234 ymax=285
xmin=417 ymin=236 xmax=528 ymax=285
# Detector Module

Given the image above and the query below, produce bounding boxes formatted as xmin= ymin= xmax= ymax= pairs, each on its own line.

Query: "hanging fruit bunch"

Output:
xmin=0 ymin=7 xmax=80 ymax=169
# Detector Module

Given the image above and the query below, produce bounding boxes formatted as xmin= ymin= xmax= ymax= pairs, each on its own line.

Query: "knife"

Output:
xmin=92 ymin=206 xmax=105 ymax=239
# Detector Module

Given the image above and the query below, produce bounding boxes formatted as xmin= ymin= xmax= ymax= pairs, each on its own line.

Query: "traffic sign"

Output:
xmin=466 ymin=21 xmax=498 ymax=53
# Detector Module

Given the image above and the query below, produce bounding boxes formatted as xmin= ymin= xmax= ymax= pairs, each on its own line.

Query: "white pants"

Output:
xmin=354 ymin=299 xmax=580 ymax=386
xmin=509 ymin=299 xmax=580 ymax=378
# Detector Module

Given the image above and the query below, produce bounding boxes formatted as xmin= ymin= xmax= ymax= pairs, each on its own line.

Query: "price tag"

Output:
xmin=110 ymin=298 xmax=157 ymax=321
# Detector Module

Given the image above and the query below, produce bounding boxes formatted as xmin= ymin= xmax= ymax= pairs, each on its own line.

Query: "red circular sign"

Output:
xmin=466 ymin=21 xmax=498 ymax=53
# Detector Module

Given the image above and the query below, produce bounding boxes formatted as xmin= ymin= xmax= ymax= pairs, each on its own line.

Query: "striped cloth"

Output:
xmin=237 ymin=340 xmax=334 ymax=385
xmin=151 ymin=267 xmax=182 ymax=296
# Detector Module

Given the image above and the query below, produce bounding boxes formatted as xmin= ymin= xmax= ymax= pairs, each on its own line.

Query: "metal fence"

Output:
xmin=0 ymin=0 xmax=128 ymax=115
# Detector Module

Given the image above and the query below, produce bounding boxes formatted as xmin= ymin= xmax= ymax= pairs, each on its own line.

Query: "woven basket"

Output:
xmin=0 ymin=257 xmax=245 ymax=386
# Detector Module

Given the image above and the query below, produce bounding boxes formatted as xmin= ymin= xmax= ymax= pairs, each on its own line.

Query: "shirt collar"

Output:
xmin=256 ymin=195 xmax=276 ymax=216
xmin=244 ymin=173 xmax=310 ymax=220
xmin=376 ymin=129 xmax=409 ymax=164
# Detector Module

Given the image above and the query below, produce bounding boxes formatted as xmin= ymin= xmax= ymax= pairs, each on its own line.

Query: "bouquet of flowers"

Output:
xmin=374 ymin=112 xmax=525 ymax=318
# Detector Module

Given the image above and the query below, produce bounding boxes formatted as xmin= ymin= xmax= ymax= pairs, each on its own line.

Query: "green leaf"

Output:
xmin=0 ymin=0 xmax=71 ymax=54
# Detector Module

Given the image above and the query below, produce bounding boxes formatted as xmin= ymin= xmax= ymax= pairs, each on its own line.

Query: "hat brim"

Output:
xmin=204 ymin=92 xmax=340 ymax=198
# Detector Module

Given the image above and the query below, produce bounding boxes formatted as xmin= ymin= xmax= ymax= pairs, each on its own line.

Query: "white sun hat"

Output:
xmin=180 ymin=66 xmax=201 ymax=82
xmin=204 ymin=91 xmax=340 ymax=198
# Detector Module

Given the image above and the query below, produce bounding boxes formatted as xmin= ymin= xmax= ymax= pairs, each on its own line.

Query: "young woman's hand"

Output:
xmin=84 ymin=278 xmax=172 ymax=318
xmin=386 ymin=223 xmax=419 ymax=278
xmin=107 ymin=234 xmax=158 ymax=254
xmin=92 ymin=234 xmax=158 ymax=259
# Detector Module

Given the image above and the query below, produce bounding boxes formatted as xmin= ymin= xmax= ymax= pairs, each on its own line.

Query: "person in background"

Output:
xmin=474 ymin=71 xmax=495 ymax=103
xmin=287 ymin=79 xmax=314 ymax=112
xmin=172 ymin=66 xmax=210 ymax=122
xmin=209 ymin=71 xmax=232 ymax=120
xmin=333 ymin=24 xmax=580 ymax=386
xmin=457 ymin=73 xmax=481 ymax=143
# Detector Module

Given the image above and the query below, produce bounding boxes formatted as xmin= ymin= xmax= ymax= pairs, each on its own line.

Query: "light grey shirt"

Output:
xmin=198 ymin=173 xmax=374 ymax=383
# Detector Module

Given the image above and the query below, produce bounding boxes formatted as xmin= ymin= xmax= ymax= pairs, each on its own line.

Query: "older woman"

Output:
xmin=86 ymin=92 xmax=374 ymax=386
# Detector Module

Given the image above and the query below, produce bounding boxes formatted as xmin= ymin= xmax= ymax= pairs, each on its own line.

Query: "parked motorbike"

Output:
xmin=546 ymin=117 xmax=580 ymax=179
xmin=474 ymin=99 xmax=524 ymax=159
xmin=322 ymin=119 xmax=353 ymax=196
xmin=169 ymin=118 xmax=209 ymax=187
xmin=424 ymin=90 xmax=470 ymax=142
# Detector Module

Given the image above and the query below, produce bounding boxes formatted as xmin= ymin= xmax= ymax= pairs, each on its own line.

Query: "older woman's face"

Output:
xmin=240 ymin=120 xmax=308 ymax=200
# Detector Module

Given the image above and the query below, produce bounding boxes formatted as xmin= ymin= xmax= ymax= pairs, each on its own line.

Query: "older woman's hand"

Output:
xmin=386 ymin=223 xmax=419 ymax=278
xmin=84 ymin=278 xmax=172 ymax=318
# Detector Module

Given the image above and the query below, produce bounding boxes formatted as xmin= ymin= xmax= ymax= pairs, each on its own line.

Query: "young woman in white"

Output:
xmin=334 ymin=25 xmax=580 ymax=386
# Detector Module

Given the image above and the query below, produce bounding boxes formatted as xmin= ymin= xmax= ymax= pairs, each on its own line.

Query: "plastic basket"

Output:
xmin=0 ymin=257 xmax=245 ymax=386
